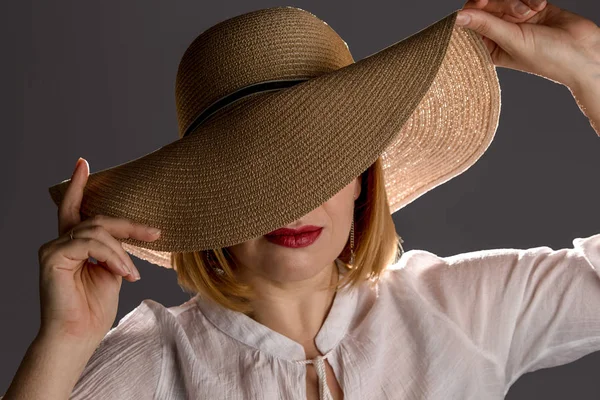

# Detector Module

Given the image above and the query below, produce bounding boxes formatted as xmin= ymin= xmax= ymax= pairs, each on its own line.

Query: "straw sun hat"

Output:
xmin=48 ymin=6 xmax=501 ymax=269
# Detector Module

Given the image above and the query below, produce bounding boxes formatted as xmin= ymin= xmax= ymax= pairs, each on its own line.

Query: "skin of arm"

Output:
xmin=2 ymin=333 xmax=100 ymax=400
xmin=459 ymin=1 xmax=600 ymax=135
xmin=568 ymin=63 xmax=600 ymax=136
xmin=2 ymin=3 xmax=597 ymax=399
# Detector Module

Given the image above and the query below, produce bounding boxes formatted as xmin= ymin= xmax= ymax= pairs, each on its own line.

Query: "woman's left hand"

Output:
xmin=457 ymin=0 xmax=600 ymax=90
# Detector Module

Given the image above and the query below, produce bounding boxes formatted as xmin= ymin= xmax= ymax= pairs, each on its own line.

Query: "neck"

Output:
xmin=243 ymin=260 xmax=340 ymax=358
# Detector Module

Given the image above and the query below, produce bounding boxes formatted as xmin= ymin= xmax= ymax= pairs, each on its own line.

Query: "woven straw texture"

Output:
xmin=47 ymin=7 xmax=500 ymax=269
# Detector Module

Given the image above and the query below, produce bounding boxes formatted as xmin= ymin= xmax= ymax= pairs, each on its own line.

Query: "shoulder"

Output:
xmin=381 ymin=243 xmax=551 ymax=290
xmin=95 ymin=298 xmax=172 ymax=352
xmin=378 ymin=233 xmax=600 ymax=323
xmin=377 ymin=245 xmax=535 ymax=315
xmin=70 ymin=298 xmax=185 ymax=399
xmin=383 ymin=233 xmax=600 ymax=289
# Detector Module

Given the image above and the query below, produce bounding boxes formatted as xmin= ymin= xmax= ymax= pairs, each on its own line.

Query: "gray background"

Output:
xmin=2 ymin=0 xmax=599 ymax=397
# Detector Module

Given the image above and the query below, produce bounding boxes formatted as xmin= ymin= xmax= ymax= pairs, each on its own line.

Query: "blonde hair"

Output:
xmin=171 ymin=156 xmax=403 ymax=315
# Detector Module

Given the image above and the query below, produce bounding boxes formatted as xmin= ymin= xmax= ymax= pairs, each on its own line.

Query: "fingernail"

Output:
xmin=72 ymin=157 xmax=82 ymax=177
xmin=132 ymin=266 xmax=141 ymax=280
xmin=147 ymin=227 xmax=161 ymax=236
xmin=456 ymin=11 xmax=471 ymax=26
xmin=516 ymin=3 xmax=531 ymax=15
xmin=121 ymin=263 xmax=132 ymax=275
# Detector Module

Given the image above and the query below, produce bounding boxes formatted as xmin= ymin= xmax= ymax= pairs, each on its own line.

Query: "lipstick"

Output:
xmin=264 ymin=225 xmax=323 ymax=248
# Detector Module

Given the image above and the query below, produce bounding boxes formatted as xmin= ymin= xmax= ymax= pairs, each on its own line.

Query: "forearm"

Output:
xmin=3 ymin=333 xmax=99 ymax=400
xmin=568 ymin=65 xmax=600 ymax=137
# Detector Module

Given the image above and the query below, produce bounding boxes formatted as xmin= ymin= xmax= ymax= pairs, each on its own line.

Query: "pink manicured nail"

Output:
xmin=73 ymin=157 xmax=82 ymax=176
xmin=147 ymin=227 xmax=161 ymax=236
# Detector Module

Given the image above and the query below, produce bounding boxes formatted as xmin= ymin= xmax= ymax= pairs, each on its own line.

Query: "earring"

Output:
xmin=349 ymin=217 xmax=355 ymax=266
xmin=349 ymin=193 xmax=359 ymax=267
xmin=204 ymin=250 xmax=225 ymax=276
xmin=396 ymin=235 xmax=405 ymax=263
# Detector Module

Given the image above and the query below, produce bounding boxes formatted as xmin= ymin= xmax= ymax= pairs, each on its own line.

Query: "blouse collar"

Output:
xmin=193 ymin=258 xmax=358 ymax=361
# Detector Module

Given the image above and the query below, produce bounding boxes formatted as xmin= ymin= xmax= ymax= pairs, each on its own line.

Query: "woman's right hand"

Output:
xmin=36 ymin=157 xmax=162 ymax=345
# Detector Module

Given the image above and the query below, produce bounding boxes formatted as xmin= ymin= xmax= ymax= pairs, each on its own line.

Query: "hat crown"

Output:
xmin=175 ymin=6 xmax=355 ymax=138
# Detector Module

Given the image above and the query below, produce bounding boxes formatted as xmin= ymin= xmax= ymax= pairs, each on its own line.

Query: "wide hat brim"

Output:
xmin=48 ymin=9 xmax=500 ymax=269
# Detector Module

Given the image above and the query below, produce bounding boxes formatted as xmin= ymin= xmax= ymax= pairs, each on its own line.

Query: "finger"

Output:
xmin=92 ymin=260 xmax=138 ymax=283
xmin=70 ymin=214 xmax=162 ymax=244
xmin=57 ymin=158 xmax=89 ymax=236
xmin=480 ymin=36 xmax=497 ymax=55
xmin=65 ymin=224 xmax=142 ymax=279
xmin=521 ymin=0 xmax=547 ymax=12
xmin=464 ymin=0 xmax=536 ymax=21
xmin=456 ymin=8 xmax=522 ymax=53
xmin=47 ymin=237 xmax=131 ymax=278
xmin=56 ymin=215 xmax=161 ymax=276
xmin=462 ymin=0 xmax=490 ymax=9
xmin=81 ymin=257 xmax=136 ymax=283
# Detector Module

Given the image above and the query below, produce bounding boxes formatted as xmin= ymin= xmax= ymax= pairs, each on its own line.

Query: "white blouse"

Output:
xmin=65 ymin=233 xmax=600 ymax=399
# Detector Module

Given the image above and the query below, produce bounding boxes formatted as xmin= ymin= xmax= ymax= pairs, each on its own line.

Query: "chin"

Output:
xmin=260 ymin=255 xmax=332 ymax=282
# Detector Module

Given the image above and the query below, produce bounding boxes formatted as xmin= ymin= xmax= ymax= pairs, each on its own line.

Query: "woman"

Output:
xmin=4 ymin=1 xmax=600 ymax=399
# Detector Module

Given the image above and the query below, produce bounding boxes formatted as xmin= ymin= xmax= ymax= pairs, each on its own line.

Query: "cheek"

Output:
xmin=323 ymin=181 xmax=357 ymax=217
xmin=322 ymin=192 xmax=356 ymax=244
xmin=225 ymin=240 xmax=260 ymax=266
xmin=226 ymin=179 xmax=357 ymax=268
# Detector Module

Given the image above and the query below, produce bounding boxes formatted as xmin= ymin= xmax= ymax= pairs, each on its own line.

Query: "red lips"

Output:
xmin=264 ymin=226 xmax=323 ymax=248
xmin=265 ymin=225 xmax=323 ymax=236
